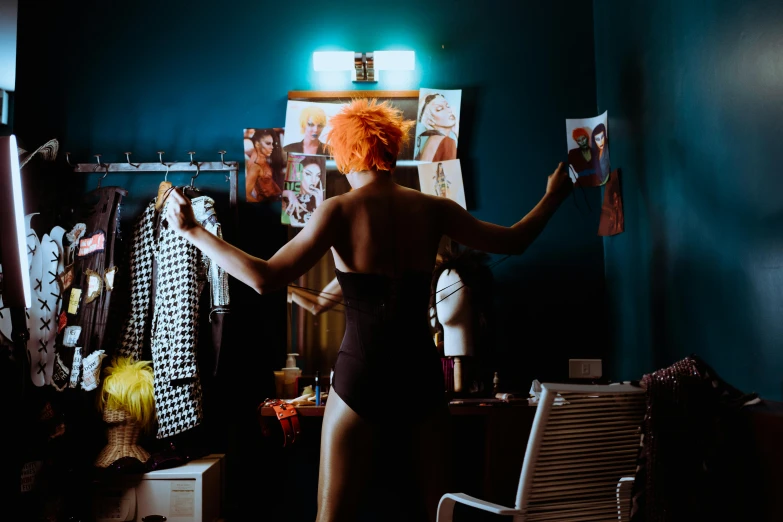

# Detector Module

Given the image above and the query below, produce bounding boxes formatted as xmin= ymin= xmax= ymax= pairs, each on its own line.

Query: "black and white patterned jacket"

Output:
xmin=117 ymin=195 xmax=230 ymax=439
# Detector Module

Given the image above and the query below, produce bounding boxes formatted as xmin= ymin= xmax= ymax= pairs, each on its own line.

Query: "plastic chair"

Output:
xmin=437 ymin=383 xmax=645 ymax=521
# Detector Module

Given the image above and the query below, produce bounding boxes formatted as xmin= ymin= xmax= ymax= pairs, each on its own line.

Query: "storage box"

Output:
xmin=93 ymin=454 xmax=225 ymax=522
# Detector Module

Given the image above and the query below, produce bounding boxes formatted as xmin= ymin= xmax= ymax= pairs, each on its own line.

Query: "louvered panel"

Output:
xmin=531 ymin=480 xmax=632 ymax=495
xmin=545 ymin=424 xmax=638 ymax=439
xmin=538 ymin=443 xmax=640 ymax=457
xmin=532 ymin=468 xmax=637 ymax=484
xmin=539 ymin=438 xmax=640 ymax=454
xmin=541 ymin=432 xmax=640 ymax=446
xmin=517 ymin=385 xmax=645 ymax=522
xmin=527 ymin=459 xmax=638 ymax=473
xmin=532 ymin=464 xmax=634 ymax=477
xmin=536 ymin=451 xmax=639 ymax=465
xmin=547 ymin=414 xmax=638 ymax=426
xmin=526 ymin=502 xmax=621 ymax=521
xmin=545 ymin=410 xmax=644 ymax=423
xmin=552 ymin=402 xmax=645 ymax=412
xmin=529 ymin=484 xmax=625 ymax=501
xmin=547 ymin=414 xmax=644 ymax=426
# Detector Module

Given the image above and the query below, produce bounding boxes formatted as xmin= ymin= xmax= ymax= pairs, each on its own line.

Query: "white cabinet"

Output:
xmin=94 ymin=454 xmax=225 ymax=522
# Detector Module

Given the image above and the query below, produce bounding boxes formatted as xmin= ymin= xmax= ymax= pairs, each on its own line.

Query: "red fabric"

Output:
xmin=598 ymin=170 xmax=624 ymax=236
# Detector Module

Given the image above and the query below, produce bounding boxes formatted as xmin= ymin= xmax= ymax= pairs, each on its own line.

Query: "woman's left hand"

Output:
xmin=165 ymin=188 xmax=199 ymax=236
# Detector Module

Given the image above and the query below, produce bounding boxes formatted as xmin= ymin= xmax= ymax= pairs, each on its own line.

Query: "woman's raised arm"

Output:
xmin=439 ymin=162 xmax=572 ymax=255
xmin=166 ymin=188 xmax=341 ymax=294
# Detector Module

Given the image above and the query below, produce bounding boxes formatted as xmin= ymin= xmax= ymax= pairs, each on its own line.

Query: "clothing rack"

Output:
xmin=68 ymin=151 xmax=240 ymax=228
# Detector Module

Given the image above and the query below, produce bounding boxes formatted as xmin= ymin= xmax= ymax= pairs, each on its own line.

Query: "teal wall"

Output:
xmin=594 ymin=0 xmax=783 ymax=400
xmin=15 ymin=2 xmax=604 ymax=518
xmin=15 ymin=0 xmax=605 ymax=394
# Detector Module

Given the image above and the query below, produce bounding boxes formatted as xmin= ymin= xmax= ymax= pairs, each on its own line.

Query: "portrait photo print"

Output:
xmin=282 ymin=154 xmax=327 ymax=228
xmin=413 ymin=88 xmax=462 ymax=162
xmin=417 ymin=159 xmax=467 ymax=209
xmin=244 ymin=127 xmax=286 ymax=203
xmin=565 ymin=110 xmax=610 ymax=187
xmin=283 ymin=100 xmax=346 ymax=157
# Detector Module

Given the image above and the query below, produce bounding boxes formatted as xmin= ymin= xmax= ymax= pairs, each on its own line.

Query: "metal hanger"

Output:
xmin=183 ymin=151 xmax=202 ymax=198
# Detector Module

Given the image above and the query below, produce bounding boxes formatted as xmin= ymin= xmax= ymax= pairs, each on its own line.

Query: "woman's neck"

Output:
xmin=347 ymin=170 xmax=392 ymax=189
xmin=432 ymin=125 xmax=451 ymax=136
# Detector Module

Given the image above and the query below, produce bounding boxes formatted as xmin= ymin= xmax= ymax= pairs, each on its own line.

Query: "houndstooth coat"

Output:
xmin=117 ymin=195 xmax=230 ymax=439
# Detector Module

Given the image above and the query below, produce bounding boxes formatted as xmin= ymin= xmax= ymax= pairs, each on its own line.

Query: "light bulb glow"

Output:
xmin=313 ymin=51 xmax=354 ymax=71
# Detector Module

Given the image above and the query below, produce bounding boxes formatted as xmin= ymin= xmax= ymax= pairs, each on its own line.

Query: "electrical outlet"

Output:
xmin=569 ymin=359 xmax=602 ymax=379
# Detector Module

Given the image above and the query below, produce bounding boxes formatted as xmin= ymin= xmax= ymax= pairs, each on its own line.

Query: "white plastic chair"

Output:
xmin=437 ymin=383 xmax=645 ymax=521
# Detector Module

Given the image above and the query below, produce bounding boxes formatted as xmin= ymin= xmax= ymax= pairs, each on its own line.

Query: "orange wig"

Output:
xmin=572 ymin=127 xmax=590 ymax=142
xmin=327 ymin=99 xmax=414 ymax=174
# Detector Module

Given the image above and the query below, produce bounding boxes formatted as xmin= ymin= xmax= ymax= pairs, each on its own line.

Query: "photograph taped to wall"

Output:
xmin=283 ymin=100 xmax=346 ymax=156
xmin=413 ymin=88 xmax=461 ymax=162
xmin=598 ymin=170 xmax=624 ymax=236
xmin=417 ymin=159 xmax=466 ymax=209
xmin=565 ymin=110 xmax=610 ymax=187
xmin=282 ymin=154 xmax=326 ymax=228
xmin=244 ymin=128 xmax=286 ymax=203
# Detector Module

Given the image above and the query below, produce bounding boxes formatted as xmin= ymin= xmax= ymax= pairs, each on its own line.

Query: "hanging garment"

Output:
xmin=0 ymin=220 xmax=66 ymax=387
xmin=631 ymin=355 xmax=760 ymax=522
xmin=74 ymin=187 xmax=128 ymax=360
xmin=117 ymin=195 xmax=230 ymax=439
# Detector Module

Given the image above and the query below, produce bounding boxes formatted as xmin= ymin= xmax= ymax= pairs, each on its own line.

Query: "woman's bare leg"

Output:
xmin=411 ymin=408 xmax=452 ymax=522
xmin=316 ymin=388 xmax=373 ymax=522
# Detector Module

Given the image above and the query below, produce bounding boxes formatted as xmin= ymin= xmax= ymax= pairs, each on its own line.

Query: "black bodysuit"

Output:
xmin=332 ymin=269 xmax=447 ymax=422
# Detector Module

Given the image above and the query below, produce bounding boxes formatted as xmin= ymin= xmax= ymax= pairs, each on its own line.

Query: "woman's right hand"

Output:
xmin=546 ymin=162 xmax=573 ymax=201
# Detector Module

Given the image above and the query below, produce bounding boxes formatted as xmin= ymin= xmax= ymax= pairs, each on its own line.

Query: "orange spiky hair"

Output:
xmin=327 ymin=98 xmax=414 ymax=174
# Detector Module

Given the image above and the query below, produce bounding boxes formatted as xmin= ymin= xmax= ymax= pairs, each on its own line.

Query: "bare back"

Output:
xmin=329 ymin=180 xmax=444 ymax=277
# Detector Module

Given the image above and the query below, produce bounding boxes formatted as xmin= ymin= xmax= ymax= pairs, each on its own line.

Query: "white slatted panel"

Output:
xmin=523 ymin=390 xmax=645 ymax=522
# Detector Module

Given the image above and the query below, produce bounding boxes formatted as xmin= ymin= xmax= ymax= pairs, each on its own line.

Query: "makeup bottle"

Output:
xmin=314 ymin=370 xmax=321 ymax=406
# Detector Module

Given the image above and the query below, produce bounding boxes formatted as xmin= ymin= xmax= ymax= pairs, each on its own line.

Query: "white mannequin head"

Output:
xmin=430 ymin=244 xmax=494 ymax=358
xmin=435 ymin=269 xmax=471 ymax=327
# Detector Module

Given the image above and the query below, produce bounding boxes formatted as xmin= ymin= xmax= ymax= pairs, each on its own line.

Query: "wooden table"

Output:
xmin=257 ymin=400 xmax=536 ymax=520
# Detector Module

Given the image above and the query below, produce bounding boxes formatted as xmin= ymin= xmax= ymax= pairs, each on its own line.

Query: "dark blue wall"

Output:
xmin=594 ymin=0 xmax=783 ymax=400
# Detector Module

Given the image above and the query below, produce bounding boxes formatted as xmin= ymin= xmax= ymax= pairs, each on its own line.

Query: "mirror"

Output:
xmin=284 ymin=91 xmax=422 ymax=379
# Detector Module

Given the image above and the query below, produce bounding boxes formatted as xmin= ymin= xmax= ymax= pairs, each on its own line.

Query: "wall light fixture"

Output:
xmin=313 ymin=51 xmax=415 ymax=83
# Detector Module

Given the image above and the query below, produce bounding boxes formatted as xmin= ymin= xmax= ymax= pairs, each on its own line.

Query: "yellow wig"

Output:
xmin=326 ymin=99 xmax=414 ymax=174
xmin=299 ymin=105 xmax=327 ymax=133
xmin=98 ymin=357 xmax=156 ymax=433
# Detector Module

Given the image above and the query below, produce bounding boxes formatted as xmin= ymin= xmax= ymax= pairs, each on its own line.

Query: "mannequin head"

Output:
xmin=430 ymin=244 xmax=493 ymax=355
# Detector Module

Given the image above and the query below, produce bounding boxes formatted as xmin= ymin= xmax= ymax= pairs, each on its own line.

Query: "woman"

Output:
xmin=283 ymin=156 xmax=325 ymax=226
xmin=591 ymin=123 xmax=610 ymax=185
xmin=415 ymin=93 xmax=459 ymax=162
xmin=165 ymin=98 xmax=572 ymax=521
xmin=433 ymin=162 xmax=451 ymax=198
xmin=284 ymin=105 xmax=328 ymax=155
xmin=246 ymin=129 xmax=283 ymax=202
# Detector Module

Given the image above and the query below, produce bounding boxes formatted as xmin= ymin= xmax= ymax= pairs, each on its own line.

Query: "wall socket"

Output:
xmin=569 ymin=359 xmax=603 ymax=379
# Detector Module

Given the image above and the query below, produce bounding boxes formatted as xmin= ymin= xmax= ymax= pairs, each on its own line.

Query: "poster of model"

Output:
xmin=244 ymin=128 xmax=286 ymax=203
xmin=413 ymin=88 xmax=461 ymax=162
xmin=417 ymin=159 xmax=466 ymax=209
xmin=565 ymin=110 xmax=610 ymax=187
xmin=283 ymin=101 xmax=345 ymax=156
xmin=282 ymin=154 xmax=326 ymax=227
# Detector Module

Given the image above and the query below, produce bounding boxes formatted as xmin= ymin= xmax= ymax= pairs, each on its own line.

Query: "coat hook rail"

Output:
xmin=70 ymin=150 xmax=240 ymax=224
